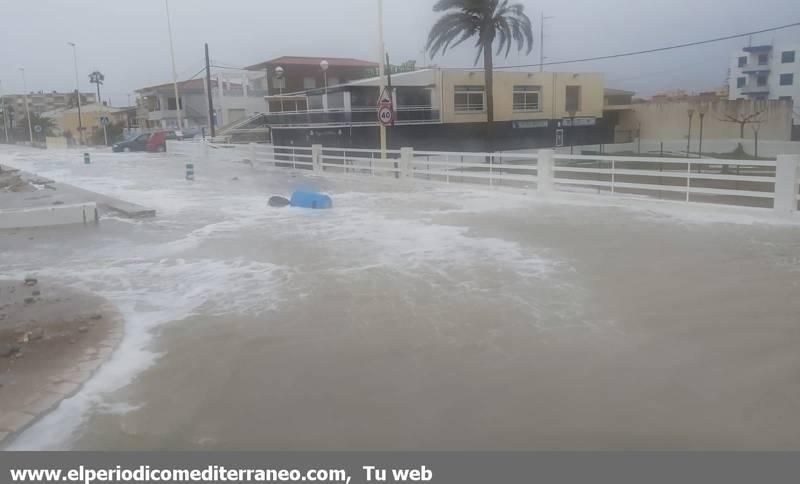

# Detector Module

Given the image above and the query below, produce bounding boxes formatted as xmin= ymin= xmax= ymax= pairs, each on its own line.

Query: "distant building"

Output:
xmin=729 ymin=43 xmax=799 ymax=122
xmin=42 ymin=103 xmax=135 ymax=137
xmin=1 ymin=91 xmax=96 ymax=116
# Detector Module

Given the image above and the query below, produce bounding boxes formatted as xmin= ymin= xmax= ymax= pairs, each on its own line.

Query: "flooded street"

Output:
xmin=2 ymin=147 xmax=800 ymax=450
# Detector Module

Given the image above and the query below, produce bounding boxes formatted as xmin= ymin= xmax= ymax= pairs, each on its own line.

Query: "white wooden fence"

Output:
xmin=166 ymin=141 xmax=800 ymax=215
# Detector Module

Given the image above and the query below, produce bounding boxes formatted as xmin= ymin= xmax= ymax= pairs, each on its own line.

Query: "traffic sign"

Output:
xmin=99 ymin=116 xmax=109 ymax=126
xmin=33 ymin=125 xmax=42 ymax=133
xmin=378 ymin=104 xmax=394 ymax=126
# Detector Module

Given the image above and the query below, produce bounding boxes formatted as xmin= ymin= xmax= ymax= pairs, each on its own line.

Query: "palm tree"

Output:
xmin=89 ymin=71 xmax=105 ymax=105
xmin=426 ymin=0 xmax=533 ymax=138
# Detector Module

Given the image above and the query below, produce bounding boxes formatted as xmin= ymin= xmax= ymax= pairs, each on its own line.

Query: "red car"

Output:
xmin=145 ymin=130 xmax=180 ymax=152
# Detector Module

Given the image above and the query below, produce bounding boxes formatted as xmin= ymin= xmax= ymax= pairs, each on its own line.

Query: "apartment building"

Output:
xmin=729 ymin=43 xmax=799 ymax=122
xmin=2 ymin=91 xmax=96 ymax=116
xmin=251 ymin=68 xmax=608 ymax=151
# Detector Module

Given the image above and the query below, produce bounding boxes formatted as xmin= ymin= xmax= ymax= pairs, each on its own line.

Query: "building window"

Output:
xmin=738 ymin=56 xmax=747 ymax=67
xmin=757 ymin=76 xmax=768 ymax=87
xmin=565 ymin=86 xmax=581 ymax=112
xmin=166 ymin=97 xmax=182 ymax=110
xmin=758 ymin=54 xmax=769 ymax=65
xmin=780 ymin=73 xmax=794 ymax=86
xmin=781 ymin=51 xmax=795 ymax=63
xmin=737 ymin=77 xmax=746 ymax=88
xmin=303 ymin=77 xmax=317 ymax=89
xmin=512 ymin=86 xmax=540 ymax=111
xmin=778 ymin=96 xmax=792 ymax=101
xmin=453 ymin=86 xmax=485 ymax=112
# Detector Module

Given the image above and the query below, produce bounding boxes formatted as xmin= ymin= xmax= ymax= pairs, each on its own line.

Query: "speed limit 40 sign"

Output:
xmin=378 ymin=102 xmax=394 ymax=126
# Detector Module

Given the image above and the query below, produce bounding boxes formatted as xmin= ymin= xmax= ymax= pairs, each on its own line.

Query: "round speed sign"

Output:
xmin=377 ymin=104 xmax=394 ymax=126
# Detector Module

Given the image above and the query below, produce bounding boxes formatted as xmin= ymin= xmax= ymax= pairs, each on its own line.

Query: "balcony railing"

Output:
xmin=263 ymin=106 xmax=440 ymax=127
xmin=741 ymin=85 xmax=770 ymax=94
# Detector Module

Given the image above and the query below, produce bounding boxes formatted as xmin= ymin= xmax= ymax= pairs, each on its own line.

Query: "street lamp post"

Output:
xmin=377 ymin=0 xmax=387 ymax=159
xmin=164 ymin=0 xmax=184 ymax=130
xmin=686 ymin=109 xmax=694 ymax=158
xmin=275 ymin=66 xmax=285 ymax=113
xmin=67 ymin=42 xmax=83 ymax=145
xmin=697 ymin=105 xmax=706 ymax=159
xmin=19 ymin=68 xmax=33 ymax=145
xmin=320 ymin=60 xmax=329 ymax=95
xmin=0 ymin=80 xmax=9 ymax=144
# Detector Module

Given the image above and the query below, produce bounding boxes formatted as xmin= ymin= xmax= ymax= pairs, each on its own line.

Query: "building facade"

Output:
xmin=2 ymin=91 xmax=96 ymax=116
xmin=729 ymin=43 xmax=799 ymax=122
xmin=249 ymin=68 xmax=609 ymax=151
xmin=245 ymin=56 xmax=378 ymax=96
xmin=135 ymin=69 xmax=267 ymax=131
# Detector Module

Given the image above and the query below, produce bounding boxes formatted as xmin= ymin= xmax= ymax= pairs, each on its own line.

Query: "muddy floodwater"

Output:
xmin=2 ymin=146 xmax=800 ymax=450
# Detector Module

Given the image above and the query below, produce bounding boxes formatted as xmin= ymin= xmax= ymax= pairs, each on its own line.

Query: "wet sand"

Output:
xmin=2 ymin=146 xmax=800 ymax=450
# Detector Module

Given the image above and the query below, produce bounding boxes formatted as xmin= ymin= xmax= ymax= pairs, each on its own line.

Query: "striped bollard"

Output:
xmin=185 ymin=162 xmax=194 ymax=181
xmin=83 ymin=152 xmax=90 ymax=164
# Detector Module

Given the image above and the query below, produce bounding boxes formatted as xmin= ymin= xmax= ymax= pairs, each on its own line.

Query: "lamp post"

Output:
xmin=19 ymin=68 xmax=33 ymax=145
xmin=164 ymin=0 xmax=184 ymax=130
xmin=697 ymin=105 xmax=706 ymax=159
xmin=67 ymin=42 xmax=83 ymax=145
xmin=0 ymin=80 xmax=8 ymax=143
xmin=275 ymin=66 xmax=285 ymax=113
xmin=320 ymin=60 xmax=329 ymax=95
xmin=568 ymin=110 xmax=576 ymax=155
xmin=377 ymin=0 xmax=387 ymax=159
xmin=686 ymin=109 xmax=694 ymax=158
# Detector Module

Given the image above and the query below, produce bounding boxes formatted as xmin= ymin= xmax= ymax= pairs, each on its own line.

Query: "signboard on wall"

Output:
xmin=513 ymin=120 xmax=549 ymax=129
xmin=562 ymin=117 xmax=596 ymax=127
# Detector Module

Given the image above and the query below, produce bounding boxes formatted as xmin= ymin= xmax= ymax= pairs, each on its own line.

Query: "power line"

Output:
xmin=489 ymin=21 xmax=800 ymax=69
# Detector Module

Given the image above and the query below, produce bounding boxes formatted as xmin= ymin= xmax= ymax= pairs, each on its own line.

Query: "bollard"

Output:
xmin=83 ymin=152 xmax=90 ymax=164
xmin=185 ymin=162 xmax=194 ymax=181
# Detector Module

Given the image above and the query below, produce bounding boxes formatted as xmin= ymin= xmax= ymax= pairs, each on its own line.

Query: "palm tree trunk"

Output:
xmin=483 ymin=40 xmax=494 ymax=151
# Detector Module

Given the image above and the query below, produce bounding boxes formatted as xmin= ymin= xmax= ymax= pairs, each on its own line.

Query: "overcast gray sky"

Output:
xmin=1 ymin=0 xmax=798 ymax=106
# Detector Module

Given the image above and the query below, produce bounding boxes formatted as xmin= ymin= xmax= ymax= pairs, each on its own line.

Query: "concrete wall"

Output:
xmin=440 ymin=71 xmax=604 ymax=124
xmin=617 ymin=99 xmax=793 ymax=142
xmin=0 ymin=203 xmax=97 ymax=230
xmin=45 ymin=136 xmax=68 ymax=149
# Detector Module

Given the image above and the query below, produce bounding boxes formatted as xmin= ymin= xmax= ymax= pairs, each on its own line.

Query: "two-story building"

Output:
xmin=135 ymin=69 xmax=268 ymax=131
xmin=248 ymin=68 xmax=609 ymax=151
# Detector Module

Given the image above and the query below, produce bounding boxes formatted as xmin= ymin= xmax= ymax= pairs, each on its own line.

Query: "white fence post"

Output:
xmin=400 ymin=147 xmax=414 ymax=178
xmin=537 ymin=149 xmax=554 ymax=193
xmin=774 ymin=154 xmax=800 ymax=215
xmin=311 ymin=144 xmax=323 ymax=173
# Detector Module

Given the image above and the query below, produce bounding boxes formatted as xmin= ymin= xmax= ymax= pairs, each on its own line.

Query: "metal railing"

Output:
xmin=263 ymin=106 xmax=440 ymax=127
xmin=165 ymin=140 xmax=800 ymax=214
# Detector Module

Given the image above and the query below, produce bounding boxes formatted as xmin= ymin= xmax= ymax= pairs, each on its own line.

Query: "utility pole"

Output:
xmin=205 ymin=43 xmax=215 ymax=138
xmin=19 ymin=68 xmax=33 ymax=145
xmin=539 ymin=12 xmax=553 ymax=72
xmin=165 ymin=0 xmax=184 ymax=130
xmin=0 ymin=81 xmax=8 ymax=143
xmin=68 ymin=42 xmax=83 ymax=145
xmin=377 ymin=0 xmax=387 ymax=159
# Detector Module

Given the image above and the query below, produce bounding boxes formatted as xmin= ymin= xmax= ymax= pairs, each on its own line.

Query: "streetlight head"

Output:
xmin=68 ymin=42 xmax=76 ymax=47
xmin=320 ymin=60 xmax=329 ymax=71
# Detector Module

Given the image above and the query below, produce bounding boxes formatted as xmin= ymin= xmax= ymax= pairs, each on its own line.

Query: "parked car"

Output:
xmin=112 ymin=133 xmax=151 ymax=152
xmin=145 ymin=130 xmax=179 ymax=152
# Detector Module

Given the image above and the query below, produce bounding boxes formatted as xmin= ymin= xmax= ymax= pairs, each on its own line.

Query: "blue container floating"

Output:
xmin=290 ymin=190 xmax=333 ymax=209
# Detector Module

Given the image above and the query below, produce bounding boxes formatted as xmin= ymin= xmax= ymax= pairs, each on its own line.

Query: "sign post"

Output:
xmin=100 ymin=116 xmax=109 ymax=146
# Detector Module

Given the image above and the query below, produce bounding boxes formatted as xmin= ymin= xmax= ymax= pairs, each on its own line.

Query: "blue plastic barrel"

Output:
xmin=290 ymin=190 xmax=333 ymax=209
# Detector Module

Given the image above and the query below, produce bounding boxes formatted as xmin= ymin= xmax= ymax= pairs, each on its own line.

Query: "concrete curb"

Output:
xmin=0 ymin=302 xmax=125 ymax=447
